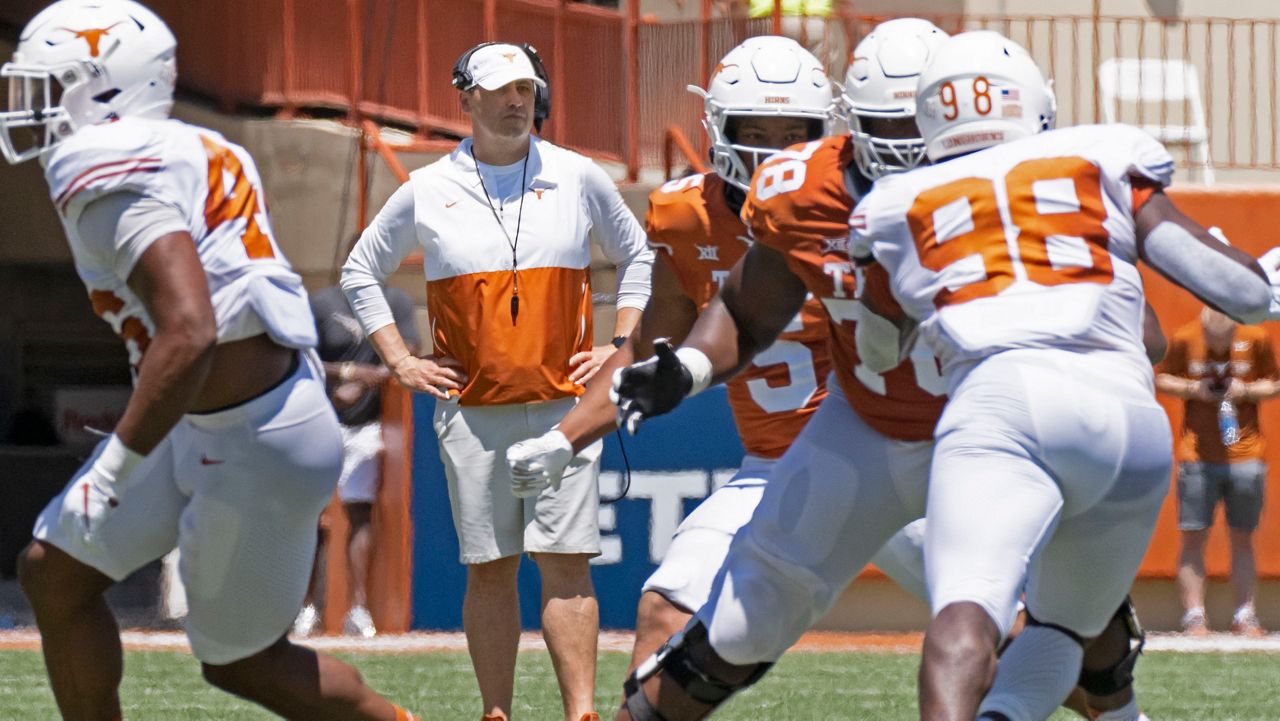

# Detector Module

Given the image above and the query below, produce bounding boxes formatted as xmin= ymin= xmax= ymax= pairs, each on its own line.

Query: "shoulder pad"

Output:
xmin=45 ymin=119 xmax=168 ymax=219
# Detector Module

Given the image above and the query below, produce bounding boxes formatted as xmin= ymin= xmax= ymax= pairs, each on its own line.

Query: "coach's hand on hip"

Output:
xmin=568 ymin=343 xmax=620 ymax=386
xmin=391 ymin=354 xmax=469 ymax=400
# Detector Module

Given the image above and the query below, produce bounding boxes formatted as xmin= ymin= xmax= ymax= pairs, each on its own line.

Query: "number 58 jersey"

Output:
xmin=852 ymin=124 xmax=1175 ymax=391
xmin=43 ymin=117 xmax=316 ymax=370
xmin=744 ymin=136 xmax=948 ymax=442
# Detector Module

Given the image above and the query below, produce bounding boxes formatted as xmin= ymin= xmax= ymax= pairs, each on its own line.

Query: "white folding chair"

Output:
xmin=1098 ymin=57 xmax=1214 ymax=184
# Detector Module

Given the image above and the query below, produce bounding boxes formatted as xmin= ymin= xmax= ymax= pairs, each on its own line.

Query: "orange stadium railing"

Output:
xmin=662 ymin=125 xmax=709 ymax=180
xmin=4 ymin=3 xmax=1279 ymax=178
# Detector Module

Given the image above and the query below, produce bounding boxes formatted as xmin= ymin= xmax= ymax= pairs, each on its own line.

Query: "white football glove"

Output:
xmin=507 ymin=429 xmax=575 ymax=499
xmin=61 ymin=435 xmax=144 ymax=551
xmin=1258 ymin=246 xmax=1280 ymax=320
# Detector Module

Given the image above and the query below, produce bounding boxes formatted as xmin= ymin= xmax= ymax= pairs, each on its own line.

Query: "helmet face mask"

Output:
xmin=0 ymin=0 xmax=177 ymax=165
xmin=841 ymin=18 xmax=949 ymax=180
xmin=847 ymin=110 xmax=929 ymax=180
xmin=691 ymin=36 xmax=835 ymax=192
xmin=1 ymin=61 xmax=89 ymax=164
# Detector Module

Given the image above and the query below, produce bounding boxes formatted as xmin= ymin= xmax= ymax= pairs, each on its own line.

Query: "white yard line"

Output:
xmin=2 ymin=629 xmax=1279 ymax=654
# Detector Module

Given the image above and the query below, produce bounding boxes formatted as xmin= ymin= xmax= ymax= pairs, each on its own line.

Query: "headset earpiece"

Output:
xmin=451 ymin=41 xmax=552 ymax=131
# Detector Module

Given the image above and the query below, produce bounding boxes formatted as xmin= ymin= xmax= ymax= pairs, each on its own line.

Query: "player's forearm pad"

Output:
xmin=1143 ymin=221 xmax=1272 ymax=324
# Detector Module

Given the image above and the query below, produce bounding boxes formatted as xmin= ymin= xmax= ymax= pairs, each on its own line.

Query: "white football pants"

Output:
xmin=926 ymin=349 xmax=1171 ymax=640
xmin=696 ymin=380 xmax=934 ymax=664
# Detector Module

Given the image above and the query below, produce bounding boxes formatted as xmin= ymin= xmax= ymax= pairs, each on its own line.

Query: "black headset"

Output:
xmin=451 ymin=42 xmax=551 ymax=132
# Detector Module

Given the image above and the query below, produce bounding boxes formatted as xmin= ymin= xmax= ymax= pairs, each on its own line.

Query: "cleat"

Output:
xmin=1231 ymin=607 xmax=1265 ymax=638
xmin=343 ymin=604 xmax=377 ymax=638
xmin=1180 ymin=608 xmax=1209 ymax=637
xmin=292 ymin=604 xmax=319 ymax=637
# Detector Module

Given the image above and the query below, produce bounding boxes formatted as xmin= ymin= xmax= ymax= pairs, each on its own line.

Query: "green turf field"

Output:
xmin=2 ymin=648 xmax=1278 ymax=719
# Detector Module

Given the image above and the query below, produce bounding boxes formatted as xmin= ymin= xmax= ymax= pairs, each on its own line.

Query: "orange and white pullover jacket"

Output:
xmin=341 ymin=136 xmax=653 ymax=406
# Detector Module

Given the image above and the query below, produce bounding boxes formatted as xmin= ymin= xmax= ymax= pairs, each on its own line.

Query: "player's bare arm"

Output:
xmin=558 ymin=254 xmax=699 ymax=452
xmin=684 ymin=242 xmax=808 ymax=384
xmin=112 ymin=231 xmax=217 ymax=454
xmin=508 ymin=253 xmax=698 ymax=496
xmin=1142 ymin=301 xmax=1168 ymax=365
xmin=611 ymin=241 xmax=807 ymax=432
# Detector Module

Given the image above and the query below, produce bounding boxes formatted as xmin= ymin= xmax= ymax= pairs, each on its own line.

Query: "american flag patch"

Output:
xmin=1000 ymin=87 xmax=1021 ymax=101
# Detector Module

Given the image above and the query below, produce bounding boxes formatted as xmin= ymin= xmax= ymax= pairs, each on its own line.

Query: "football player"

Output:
xmin=2 ymin=2 xmax=418 ymax=719
xmin=507 ymin=33 xmax=936 ymax=674
xmin=607 ymin=21 xmax=1164 ymax=721
xmin=846 ymin=31 xmax=1280 ymax=721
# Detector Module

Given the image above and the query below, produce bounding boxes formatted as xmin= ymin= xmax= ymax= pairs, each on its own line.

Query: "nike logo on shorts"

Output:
xmin=200 ymin=455 xmax=224 ymax=466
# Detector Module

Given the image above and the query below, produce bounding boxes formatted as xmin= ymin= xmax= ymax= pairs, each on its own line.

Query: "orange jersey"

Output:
xmin=647 ymin=172 xmax=830 ymax=458
xmin=742 ymin=137 xmax=947 ymax=441
xmin=1159 ymin=322 xmax=1280 ymax=463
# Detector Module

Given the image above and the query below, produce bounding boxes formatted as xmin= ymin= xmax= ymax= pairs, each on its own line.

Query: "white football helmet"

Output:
xmin=0 ymin=0 xmax=177 ymax=164
xmin=916 ymin=31 xmax=1056 ymax=162
xmin=842 ymin=18 xmax=948 ymax=180
xmin=689 ymin=36 xmax=835 ymax=192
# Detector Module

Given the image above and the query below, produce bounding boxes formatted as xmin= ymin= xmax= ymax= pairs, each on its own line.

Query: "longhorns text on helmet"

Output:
xmin=688 ymin=36 xmax=836 ymax=193
xmin=842 ymin=18 xmax=950 ymax=180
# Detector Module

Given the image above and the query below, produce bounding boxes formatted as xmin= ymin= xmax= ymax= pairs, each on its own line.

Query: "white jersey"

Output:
xmin=43 ymin=117 xmax=315 ymax=370
xmin=851 ymin=124 xmax=1174 ymax=392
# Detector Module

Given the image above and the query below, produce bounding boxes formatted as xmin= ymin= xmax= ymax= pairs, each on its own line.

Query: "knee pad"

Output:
xmin=1077 ymin=597 xmax=1145 ymax=697
xmin=622 ymin=621 xmax=774 ymax=720
xmin=1022 ymin=609 xmax=1086 ymax=645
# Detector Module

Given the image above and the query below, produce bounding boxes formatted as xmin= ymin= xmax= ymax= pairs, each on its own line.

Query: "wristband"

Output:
xmin=338 ymin=361 xmax=356 ymax=382
xmin=94 ymin=434 xmax=145 ymax=486
xmin=675 ymin=347 xmax=714 ymax=397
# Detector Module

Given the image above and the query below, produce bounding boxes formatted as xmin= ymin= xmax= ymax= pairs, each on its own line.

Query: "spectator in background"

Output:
xmin=294 ymin=284 xmax=420 ymax=638
xmin=1157 ymin=307 xmax=1280 ymax=637
xmin=747 ymin=0 xmax=844 ymax=73
xmin=340 ymin=42 xmax=653 ymax=721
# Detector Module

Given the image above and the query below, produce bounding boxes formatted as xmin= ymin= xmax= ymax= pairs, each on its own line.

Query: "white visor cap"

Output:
xmin=465 ymin=44 xmax=547 ymax=91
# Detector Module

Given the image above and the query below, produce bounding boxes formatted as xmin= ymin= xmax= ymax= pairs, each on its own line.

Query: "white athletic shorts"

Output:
xmin=643 ymin=457 xmax=932 ymax=616
xmin=926 ymin=350 xmax=1171 ymax=639
xmin=337 ymin=421 xmax=383 ymax=504
xmin=699 ymin=379 xmax=934 ymax=664
xmin=433 ymin=395 xmax=603 ymax=565
xmin=33 ymin=352 xmax=341 ymax=665
xmin=641 ymin=455 xmax=773 ymax=613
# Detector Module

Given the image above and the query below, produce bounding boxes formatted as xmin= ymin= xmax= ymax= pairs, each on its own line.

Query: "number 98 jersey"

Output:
xmin=43 ymin=117 xmax=316 ymax=371
xmin=744 ymin=136 xmax=948 ymax=442
xmin=851 ymin=124 xmax=1175 ymax=390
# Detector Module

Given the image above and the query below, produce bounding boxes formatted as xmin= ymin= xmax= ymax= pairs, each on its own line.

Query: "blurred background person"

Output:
xmin=294 ymin=281 xmax=420 ymax=638
xmin=1157 ymin=306 xmax=1280 ymax=636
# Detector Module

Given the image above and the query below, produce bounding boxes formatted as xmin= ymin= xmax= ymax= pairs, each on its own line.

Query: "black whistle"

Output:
xmin=510 ymin=294 xmax=519 ymax=324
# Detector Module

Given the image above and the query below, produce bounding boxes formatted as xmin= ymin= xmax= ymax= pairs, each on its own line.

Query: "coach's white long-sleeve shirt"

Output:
xmin=342 ymin=136 xmax=653 ymax=406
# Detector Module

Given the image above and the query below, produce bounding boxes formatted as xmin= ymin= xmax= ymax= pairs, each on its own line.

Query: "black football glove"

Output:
xmin=611 ymin=339 xmax=694 ymax=435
